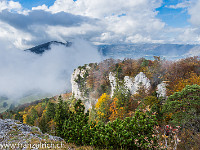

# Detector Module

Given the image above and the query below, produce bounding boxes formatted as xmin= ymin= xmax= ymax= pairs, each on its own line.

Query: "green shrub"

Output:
xmin=63 ymin=104 xmax=158 ymax=149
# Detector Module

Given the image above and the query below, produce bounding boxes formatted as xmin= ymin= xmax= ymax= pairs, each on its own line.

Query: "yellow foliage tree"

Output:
xmin=22 ymin=114 xmax=28 ymax=124
xmin=95 ymin=93 xmax=111 ymax=122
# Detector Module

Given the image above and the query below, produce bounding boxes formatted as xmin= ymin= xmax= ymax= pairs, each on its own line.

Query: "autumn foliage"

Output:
xmin=95 ymin=93 xmax=111 ymax=122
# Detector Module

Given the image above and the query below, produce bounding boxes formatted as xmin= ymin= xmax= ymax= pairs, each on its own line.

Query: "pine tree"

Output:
xmin=46 ymin=102 xmax=56 ymax=123
xmin=38 ymin=114 xmax=48 ymax=133
xmin=63 ymin=99 xmax=90 ymax=145
xmin=54 ymin=95 xmax=67 ymax=137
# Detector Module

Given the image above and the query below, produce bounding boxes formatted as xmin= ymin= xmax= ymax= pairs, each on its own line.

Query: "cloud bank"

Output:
xmin=1 ymin=0 xmax=200 ymax=48
xmin=0 ymin=10 xmax=95 ymax=31
xmin=0 ymin=0 xmax=165 ymax=49
xmin=0 ymin=39 xmax=101 ymax=100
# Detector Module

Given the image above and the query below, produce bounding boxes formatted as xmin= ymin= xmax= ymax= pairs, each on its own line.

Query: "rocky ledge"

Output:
xmin=0 ymin=119 xmax=67 ymax=149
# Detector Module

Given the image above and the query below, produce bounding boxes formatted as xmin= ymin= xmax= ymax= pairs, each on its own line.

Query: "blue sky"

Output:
xmin=18 ymin=0 xmax=55 ymax=9
xmin=0 ymin=0 xmax=200 ymax=49
xmin=156 ymin=0 xmax=190 ymax=27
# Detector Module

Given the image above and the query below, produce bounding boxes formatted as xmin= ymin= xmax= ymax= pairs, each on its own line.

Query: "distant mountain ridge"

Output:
xmin=26 ymin=41 xmax=200 ymax=59
xmin=98 ymin=43 xmax=200 ymax=60
xmin=26 ymin=41 xmax=72 ymax=54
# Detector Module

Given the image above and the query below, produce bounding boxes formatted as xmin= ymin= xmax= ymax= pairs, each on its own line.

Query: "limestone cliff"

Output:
xmin=71 ymin=65 xmax=94 ymax=110
xmin=71 ymin=65 xmax=91 ymax=100
xmin=109 ymin=72 xmax=151 ymax=97
xmin=156 ymin=81 xmax=167 ymax=98
xmin=71 ymin=66 xmax=167 ymax=111
xmin=124 ymin=72 xmax=151 ymax=95
xmin=109 ymin=72 xmax=117 ymax=97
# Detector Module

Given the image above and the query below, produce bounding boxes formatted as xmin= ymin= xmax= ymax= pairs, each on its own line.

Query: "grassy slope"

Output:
xmin=0 ymin=93 xmax=52 ymax=113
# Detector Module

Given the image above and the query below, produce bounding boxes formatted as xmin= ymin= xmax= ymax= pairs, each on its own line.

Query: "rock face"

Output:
xmin=0 ymin=119 xmax=66 ymax=149
xmin=156 ymin=81 xmax=167 ymax=98
xmin=124 ymin=72 xmax=151 ymax=95
xmin=84 ymin=100 xmax=92 ymax=112
xmin=109 ymin=72 xmax=151 ymax=98
xmin=124 ymin=76 xmax=134 ymax=91
xmin=134 ymin=72 xmax=151 ymax=91
xmin=109 ymin=72 xmax=117 ymax=97
xmin=71 ymin=65 xmax=94 ymax=111
xmin=71 ymin=67 xmax=167 ymax=111
xmin=71 ymin=68 xmax=83 ymax=100
xmin=71 ymin=65 xmax=91 ymax=99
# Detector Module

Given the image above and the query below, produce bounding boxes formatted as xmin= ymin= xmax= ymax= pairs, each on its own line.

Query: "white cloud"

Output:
xmin=166 ymin=1 xmax=191 ymax=9
xmin=0 ymin=0 xmax=167 ymax=48
xmin=178 ymin=27 xmax=200 ymax=43
xmin=32 ymin=4 xmax=49 ymax=11
xmin=0 ymin=21 xmax=32 ymax=49
xmin=188 ymin=0 xmax=200 ymax=27
xmin=0 ymin=0 xmax=21 ymax=12
xmin=45 ymin=0 xmax=200 ymax=44
xmin=46 ymin=0 xmax=166 ymax=44
xmin=0 ymin=0 xmax=200 ymax=49
xmin=49 ymin=0 xmax=162 ymax=18
xmin=0 ymin=9 xmax=97 ymax=49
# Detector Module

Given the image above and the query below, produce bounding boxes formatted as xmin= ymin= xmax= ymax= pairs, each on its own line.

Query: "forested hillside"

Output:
xmin=1 ymin=56 xmax=200 ymax=149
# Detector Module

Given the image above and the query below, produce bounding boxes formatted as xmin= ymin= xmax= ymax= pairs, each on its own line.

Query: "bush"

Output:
xmin=63 ymin=106 xmax=158 ymax=149
xmin=163 ymin=84 xmax=200 ymax=131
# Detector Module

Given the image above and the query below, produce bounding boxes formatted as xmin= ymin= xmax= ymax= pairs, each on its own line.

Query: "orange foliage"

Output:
xmin=61 ymin=93 xmax=72 ymax=100
xmin=109 ymin=97 xmax=126 ymax=121
xmin=48 ymin=120 xmax=56 ymax=135
xmin=170 ymin=72 xmax=200 ymax=93
xmin=165 ymin=57 xmax=200 ymax=95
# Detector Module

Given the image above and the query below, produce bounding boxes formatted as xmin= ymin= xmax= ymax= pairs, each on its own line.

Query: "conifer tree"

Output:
xmin=46 ymin=102 xmax=56 ymax=123
xmin=63 ymin=99 xmax=90 ymax=145
xmin=163 ymin=84 xmax=200 ymax=131
xmin=38 ymin=114 xmax=48 ymax=133
xmin=27 ymin=107 xmax=38 ymax=125
xmin=54 ymin=95 xmax=66 ymax=137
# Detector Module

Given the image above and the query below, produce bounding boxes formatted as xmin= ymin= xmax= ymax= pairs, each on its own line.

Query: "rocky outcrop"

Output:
xmin=0 ymin=119 xmax=66 ymax=149
xmin=134 ymin=72 xmax=151 ymax=92
xmin=84 ymin=100 xmax=92 ymax=112
xmin=71 ymin=66 xmax=167 ymax=111
xmin=109 ymin=72 xmax=151 ymax=97
xmin=156 ymin=81 xmax=167 ymax=98
xmin=71 ymin=65 xmax=91 ymax=99
xmin=71 ymin=65 xmax=95 ymax=111
xmin=109 ymin=72 xmax=117 ymax=97
xmin=71 ymin=68 xmax=83 ymax=99
xmin=124 ymin=72 xmax=151 ymax=95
